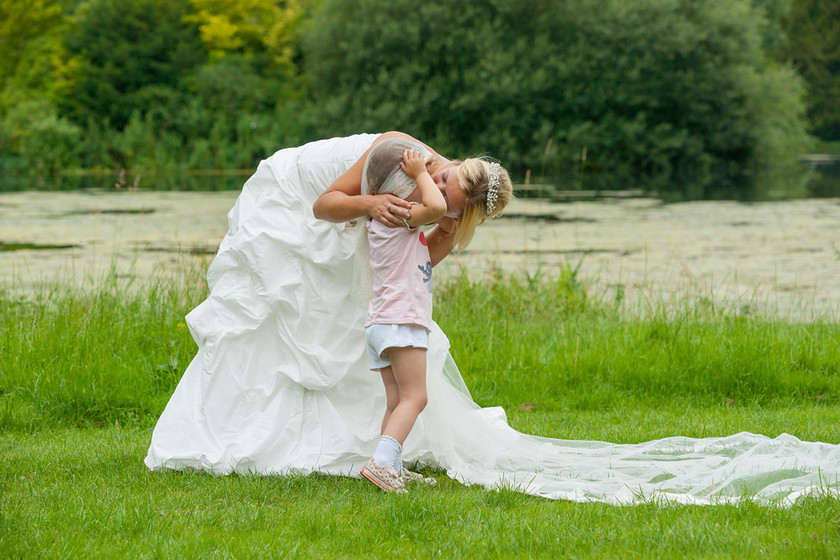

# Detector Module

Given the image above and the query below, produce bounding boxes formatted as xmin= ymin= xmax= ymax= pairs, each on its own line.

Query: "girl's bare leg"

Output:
xmin=381 ymin=347 xmax=428 ymax=445
xmin=379 ymin=366 xmax=399 ymax=434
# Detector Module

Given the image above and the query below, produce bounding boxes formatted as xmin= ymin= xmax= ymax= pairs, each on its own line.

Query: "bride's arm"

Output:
xmin=313 ymin=131 xmax=426 ymax=226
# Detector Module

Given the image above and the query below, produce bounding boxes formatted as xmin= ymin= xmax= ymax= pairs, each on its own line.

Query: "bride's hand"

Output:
xmin=373 ymin=195 xmax=412 ymax=227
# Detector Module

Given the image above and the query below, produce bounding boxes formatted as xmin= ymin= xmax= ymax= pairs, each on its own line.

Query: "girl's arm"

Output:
xmin=400 ymin=150 xmax=447 ymax=228
xmin=313 ymin=132 xmax=420 ymax=227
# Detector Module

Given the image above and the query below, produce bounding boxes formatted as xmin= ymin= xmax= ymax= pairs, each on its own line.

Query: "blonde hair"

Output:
xmin=449 ymin=158 xmax=513 ymax=252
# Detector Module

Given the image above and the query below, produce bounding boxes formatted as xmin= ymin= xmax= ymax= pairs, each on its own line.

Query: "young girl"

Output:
xmin=359 ymin=139 xmax=510 ymax=492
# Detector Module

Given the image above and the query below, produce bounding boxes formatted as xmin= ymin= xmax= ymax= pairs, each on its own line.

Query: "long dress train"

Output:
xmin=145 ymin=134 xmax=840 ymax=505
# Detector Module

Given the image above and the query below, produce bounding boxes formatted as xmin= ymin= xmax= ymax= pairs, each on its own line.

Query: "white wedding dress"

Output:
xmin=146 ymin=134 xmax=840 ymax=505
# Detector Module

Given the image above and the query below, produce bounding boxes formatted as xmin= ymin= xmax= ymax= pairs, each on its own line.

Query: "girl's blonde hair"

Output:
xmin=449 ymin=158 xmax=513 ymax=252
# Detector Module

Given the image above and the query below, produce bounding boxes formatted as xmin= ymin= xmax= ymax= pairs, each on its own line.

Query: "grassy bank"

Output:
xmin=2 ymin=269 xmax=839 ymax=557
xmin=2 ymin=427 xmax=838 ymax=558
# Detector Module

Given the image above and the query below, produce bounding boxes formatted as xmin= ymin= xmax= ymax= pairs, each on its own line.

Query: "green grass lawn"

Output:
xmin=2 ymin=269 xmax=839 ymax=558
xmin=2 ymin=425 xmax=839 ymax=558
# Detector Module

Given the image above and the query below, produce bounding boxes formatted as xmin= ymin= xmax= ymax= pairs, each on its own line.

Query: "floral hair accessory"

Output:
xmin=485 ymin=162 xmax=501 ymax=216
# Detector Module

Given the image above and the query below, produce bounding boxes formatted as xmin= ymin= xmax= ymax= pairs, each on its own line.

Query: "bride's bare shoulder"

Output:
xmin=376 ymin=130 xmax=418 ymax=142
xmin=374 ymin=131 xmax=446 ymax=161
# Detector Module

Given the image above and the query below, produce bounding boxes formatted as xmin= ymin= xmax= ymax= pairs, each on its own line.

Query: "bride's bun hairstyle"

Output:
xmin=452 ymin=158 xmax=513 ymax=252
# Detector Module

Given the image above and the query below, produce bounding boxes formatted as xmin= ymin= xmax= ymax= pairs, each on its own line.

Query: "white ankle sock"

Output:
xmin=394 ymin=451 xmax=403 ymax=474
xmin=373 ymin=435 xmax=402 ymax=469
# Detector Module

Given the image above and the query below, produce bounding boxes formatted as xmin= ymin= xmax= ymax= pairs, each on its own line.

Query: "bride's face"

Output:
xmin=433 ymin=164 xmax=466 ymax=218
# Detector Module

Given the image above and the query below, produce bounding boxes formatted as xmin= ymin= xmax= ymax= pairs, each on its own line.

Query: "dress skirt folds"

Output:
xmin=146 ymin=134 xmax=840 ymax=505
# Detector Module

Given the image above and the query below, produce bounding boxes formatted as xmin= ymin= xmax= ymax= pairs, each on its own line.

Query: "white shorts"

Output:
xmin=365 ymin=324 xmax=429 ymax=370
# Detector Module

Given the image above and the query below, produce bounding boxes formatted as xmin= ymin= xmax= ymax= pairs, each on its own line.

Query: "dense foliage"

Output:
xmin=305 ymin=0 xmax=813 ymax=195
xmin=0 ymin=0 xmax=311 ymax=176
xmin=0 ymin=0 xmax=836 ymax=196
xmin=778 ymin=0 xmax=840 ymax=140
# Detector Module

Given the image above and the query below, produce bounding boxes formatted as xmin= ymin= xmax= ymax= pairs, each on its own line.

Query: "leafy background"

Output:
xmin=0 ymin=0 xmax=837 ymax=197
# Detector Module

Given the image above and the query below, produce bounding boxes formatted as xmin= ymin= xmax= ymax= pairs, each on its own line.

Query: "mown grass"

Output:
xmin=2 ymin=265 xmax=840 ymax=558
xmin=2 ymin=427 xmax=839 ymax=558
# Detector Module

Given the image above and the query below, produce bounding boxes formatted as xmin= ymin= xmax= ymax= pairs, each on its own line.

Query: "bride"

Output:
xmin=145 ymin=131 xmax=840 ymax=505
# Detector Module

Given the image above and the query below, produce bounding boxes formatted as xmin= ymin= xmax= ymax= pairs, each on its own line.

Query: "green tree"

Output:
xmin=180 ymin=0 xmax=316 ymax=163
xmin=751 ymin=0 xmax=792 ymax=51
xmin=187 ymin=0 xmax=309 ymax=68
xmin=303 ymin=0 xmax=811 ymax=196
xmin=54 ymin=0 xmax=314 ymax=171
xmin=60 ymin=0 xmax=205 ymax=130
xmin=778 ymin=0 xmax=840 ymax=140
xmin=0 ymin=0 xmax=63 ymax=90
xmin=0 ymin=0 xmax=83 ymax=175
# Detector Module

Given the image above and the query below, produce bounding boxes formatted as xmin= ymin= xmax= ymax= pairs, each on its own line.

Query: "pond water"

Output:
xmin=2 ymin=186 xmax=838 ymax=319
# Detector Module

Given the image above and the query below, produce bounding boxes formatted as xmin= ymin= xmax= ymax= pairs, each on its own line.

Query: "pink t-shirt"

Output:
xmin=365 ymin=219 xmax=433 ymax=331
